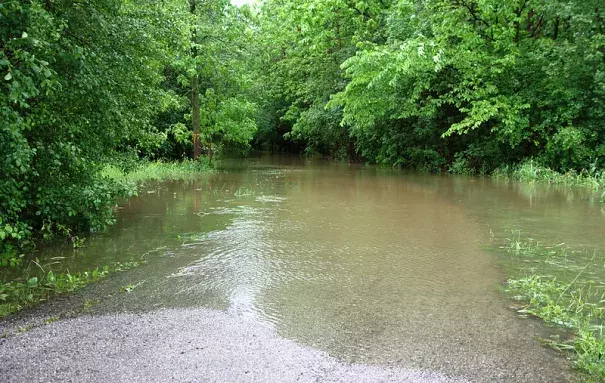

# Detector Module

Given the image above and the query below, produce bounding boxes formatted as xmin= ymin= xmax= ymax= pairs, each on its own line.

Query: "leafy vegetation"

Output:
xmin=2 ymin=4 xmax=605 ymax=379
xmin=0 ymin=260 xmax=143 ymax=318
xmin=0 ymin=157 xmax=212 ymax=313
xmin=252 ymin=0 xmax=605 ymax=175
xmin=3 ymin=0 xmax=604 ymax=261
xmin=493 ymin=160 xmax=605 ymax=190
xmin=1 ymin=0 xmax=256 ymax=265
xmin=500 ymin=232 xmax=605 ymax=379
xmin=1 ymin=0 xmax=251 ymax=310
xmin=101 ymin=159 xmax=214 ymax=184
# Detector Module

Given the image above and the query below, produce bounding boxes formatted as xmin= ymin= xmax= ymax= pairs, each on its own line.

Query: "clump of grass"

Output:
xmin=0 ymin=260 xmax=144 ymax=319
xmin=234 ymin=187 xmax=256 ymax=197
xmin=81 ymin=298 xmax=101 ymax=313
xmin=493 ymin=159 xmax=605 ymax=191
xmin=0 ymin=159 xmax=195 ymax=319
xmin=44 ymin=315 xmax=60 ymax=325
xmin=101 ymin=158 xmax=213 ymax=184
xmin=120 ymin=281 xmax=144 ymax=293
xmin=507 ymin=276 xmax=605 ymax=379
xmin=500 ymin=232 xmax=605 ymax=379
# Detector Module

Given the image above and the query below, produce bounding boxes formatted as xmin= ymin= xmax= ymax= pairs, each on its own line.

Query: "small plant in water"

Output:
xmin=82 ymin=299 xmax=101 ymax=313
xmin=234 ymin=187 xmax=256 ymax=197
xmin=45 ymin=315 xmax=61 ymax=325
xmin=120 ymin=282 xmax=143 ymax=293
xmin=0 ymin=260 xmax=146 ymax=319
xmin=113 ymin=261 xmax=143 ymax=272
xmin=493 ymin=159 xmax=605 ymax=191
xmin=500 ymin=232 xmax=605 ymax=379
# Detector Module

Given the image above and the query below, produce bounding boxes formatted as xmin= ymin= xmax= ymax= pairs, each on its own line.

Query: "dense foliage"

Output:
xmin=253 ymin=0 xmax=605 ymax=174
xmin=2 ymin=0 xmax=604 ymax=260
xmin=1 ymin=0 xmax=257 ymax=262
xmin=2 ymin=1 xmax=604 ymax=375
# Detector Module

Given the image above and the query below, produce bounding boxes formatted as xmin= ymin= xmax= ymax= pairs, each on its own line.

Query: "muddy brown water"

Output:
xmin=12 ymin=156 xmax=605 ymax=381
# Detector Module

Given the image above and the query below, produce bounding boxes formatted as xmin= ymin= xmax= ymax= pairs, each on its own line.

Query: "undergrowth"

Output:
xmin=0 ymin=261 xmax=143 ymax=319
xmin=501 ymin=231 xmax=605 ymax=380
xmin=493 ymin=160 xmax=605 ymax=192
xmin=0 ymin=158 xmax=213 ymax=318
xmin=101 ymin=158 xmax=214 ymax=184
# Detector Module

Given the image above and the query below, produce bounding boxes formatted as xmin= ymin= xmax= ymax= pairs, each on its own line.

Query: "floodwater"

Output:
xmin=15 ymin=156 xmax=605 ymax=381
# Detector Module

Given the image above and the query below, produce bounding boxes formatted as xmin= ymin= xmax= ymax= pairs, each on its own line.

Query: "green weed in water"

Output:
xmin=0 ymin=260 xmax=145 ymax=319
xmin=493 ymin=160 xmax=605 ymax=191
xmin=234 ymin=187 xmax=256 ymax=197
xmin=101 ymin=158 xmax=214 ymax=184
xmin=120 ymin=281 xmax=144 ymax=293
xmin=501 ymin=232 xmax=605 ymax=380
xmin=44 ymin=315 xmax=60 ymax=325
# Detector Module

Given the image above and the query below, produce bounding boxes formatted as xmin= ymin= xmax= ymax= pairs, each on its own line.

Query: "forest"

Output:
xmin=1 ymin=0 xmax=605 ymax=258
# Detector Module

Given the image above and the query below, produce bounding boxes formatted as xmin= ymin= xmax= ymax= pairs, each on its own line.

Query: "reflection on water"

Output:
xmin=33 ymin=155 xmax=604 ymax=381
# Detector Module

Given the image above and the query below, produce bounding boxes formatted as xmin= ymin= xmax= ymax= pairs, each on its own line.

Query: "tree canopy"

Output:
xmin=253 ymin=0 xmax=604 ymax=172
xmin=0 ymin=0 xmax=257 ymax=258
xmin=1 ymin=0 xmax=604 ymax=257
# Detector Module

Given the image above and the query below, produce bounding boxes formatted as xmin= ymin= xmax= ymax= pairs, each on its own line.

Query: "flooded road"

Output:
xmin=4 ymin=156 xmax=604 ymax=382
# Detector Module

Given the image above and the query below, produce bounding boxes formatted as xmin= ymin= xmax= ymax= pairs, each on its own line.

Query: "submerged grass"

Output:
xmin=0 ymin=159 xmax=210 ymax=320
xmin=500 ymin=231 xmax=605 ymax=380
xmin=101 ymin=158 xmax=214 ymax=184
xmin=493 ymin=160 xmax=605 ymax=192
xmin=0 ymin=261 xmax=143 ymax=319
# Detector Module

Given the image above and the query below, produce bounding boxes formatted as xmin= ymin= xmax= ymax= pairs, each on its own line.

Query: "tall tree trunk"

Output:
xmin=189 ymin=0 xmax=202 ymax=159
xmin=553 ymin=16 xmax=560 ymax=40
xmin=192 ymin=74 xmax=202 ymax=159
xmin=514 ymin=2 xmax=528 ymax=45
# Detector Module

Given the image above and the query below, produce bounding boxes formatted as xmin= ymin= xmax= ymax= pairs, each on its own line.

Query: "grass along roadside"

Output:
xmin=101 ymin=158 xmax=214 ymax=184
xmin=499 ymin=231 xmax=605 ymax=380
xmin=493 ymin=160 xmax=605 ymax=194
xmin=0 ymin=261 xmax=143 ymax=319
xmin=0 ymin=159 xmax=213 ymax=320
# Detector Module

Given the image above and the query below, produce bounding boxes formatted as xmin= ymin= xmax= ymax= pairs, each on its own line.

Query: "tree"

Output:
xmin=251 ymin=0 xmax=393 ymax=159
xmin=181 ymin=0 xmax=257 ymax=160
xmin=1 ymin=0 xmax=186 ymax=253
